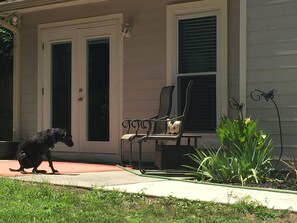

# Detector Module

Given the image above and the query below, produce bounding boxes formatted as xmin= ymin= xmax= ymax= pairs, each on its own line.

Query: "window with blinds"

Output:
xmin=177 ymin=15 xmax=217 ymax=132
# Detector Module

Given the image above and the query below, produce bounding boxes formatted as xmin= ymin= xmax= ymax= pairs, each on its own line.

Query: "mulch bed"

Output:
xmin=245 ymin=180 xmax=297 ymax=191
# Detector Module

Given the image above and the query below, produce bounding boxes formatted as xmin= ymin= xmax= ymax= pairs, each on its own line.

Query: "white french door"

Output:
xmin=42 ymin=23 xmax=120 ymax=154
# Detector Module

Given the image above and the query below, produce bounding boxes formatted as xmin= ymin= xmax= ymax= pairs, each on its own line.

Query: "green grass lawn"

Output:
xmin=0 ymin=178 xmax=295 ymax=223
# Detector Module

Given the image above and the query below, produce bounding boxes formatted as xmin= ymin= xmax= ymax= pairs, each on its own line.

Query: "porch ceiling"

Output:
xmin=0 ymin=0 xmax=108 ymax=14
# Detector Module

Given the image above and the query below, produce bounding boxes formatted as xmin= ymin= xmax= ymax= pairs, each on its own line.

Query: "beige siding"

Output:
xmin=20 ymin=26 xmax=38 ymax=137
xmin=247 ymin=0 xmax=297 ymax=157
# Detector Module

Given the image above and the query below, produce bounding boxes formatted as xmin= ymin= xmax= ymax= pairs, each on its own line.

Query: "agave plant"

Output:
xmin=184 ymin=116 xmax=274 ymax=185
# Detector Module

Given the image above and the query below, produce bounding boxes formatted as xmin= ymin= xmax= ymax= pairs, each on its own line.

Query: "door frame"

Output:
xmin=37 ymin=14 xmax=123 ymax=154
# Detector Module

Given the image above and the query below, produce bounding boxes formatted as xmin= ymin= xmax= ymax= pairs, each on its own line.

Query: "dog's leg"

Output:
xmin=32 ymin=156 xmax=47 ymax=174
xmin=32 ymin=169 xmax=47 ymax=174
xmin=46 ymin=151 xmax=58 ymax=173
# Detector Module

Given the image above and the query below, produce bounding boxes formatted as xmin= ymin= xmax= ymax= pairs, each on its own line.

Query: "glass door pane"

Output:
xmin=0 ymin=29 xmax=13 ymax=140
xmin=87 ymin=38 xmax=110 ymax=141
xmin=51 ymin=42 xmax=72 ymax=131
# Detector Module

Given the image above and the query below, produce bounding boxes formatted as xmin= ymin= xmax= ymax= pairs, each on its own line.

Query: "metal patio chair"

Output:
xmin=120 ymin=85 xmax=174 ymax=166
xmin=137 ymin=80 xmax=194 ymax=173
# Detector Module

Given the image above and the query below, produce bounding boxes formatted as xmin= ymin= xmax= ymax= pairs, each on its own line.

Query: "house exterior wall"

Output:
xmin=20 ymin=0 xmax=172 ymax=138
xmin=17 ymin=0 xmax=240 ymax=162
xmin=246 ymin=0 xmax=297 ymax=157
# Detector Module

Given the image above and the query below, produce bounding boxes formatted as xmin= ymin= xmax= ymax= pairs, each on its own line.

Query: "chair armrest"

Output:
xmin=140 ymin=119 xmax=153 ymax=135
xmin=130 ymin=119 xmax=144 ymax=135
xmin=122 ymin=115 xmax=171 ymax=135
xmin=122 ymin=118 xmax=143 ymax=135
xmin=157 ymin=115 xmax=170 ymax=120
xmin=166 ymin=115 xmax=184 ymax=122
xmin=140 ymin=115 xmax=184 ymax=136
xmin=122 ymin=119 xmax=132 ymax=133
xmin=133 ymin=116 xmax=170 ymax=135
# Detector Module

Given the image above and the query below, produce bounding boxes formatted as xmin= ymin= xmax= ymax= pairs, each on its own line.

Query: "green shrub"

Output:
xmin=185 ymin=116 xmax=274 ymax=185
xmin=0 ymin=28 xmax=13 ymax=55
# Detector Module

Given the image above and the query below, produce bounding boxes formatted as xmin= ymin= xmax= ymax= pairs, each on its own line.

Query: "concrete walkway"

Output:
xmin=7 ymin=167 xmax=297 ymax=213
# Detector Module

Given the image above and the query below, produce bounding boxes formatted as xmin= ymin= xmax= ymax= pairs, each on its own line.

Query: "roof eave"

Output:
xmin=0 ymin=0 xmax=108 ymax=14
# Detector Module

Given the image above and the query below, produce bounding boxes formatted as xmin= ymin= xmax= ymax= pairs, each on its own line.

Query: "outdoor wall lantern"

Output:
xmin=122 ymin=23 xmax=132 ymax=38
xmin=0 ymin=13 xmax=19 ymax=27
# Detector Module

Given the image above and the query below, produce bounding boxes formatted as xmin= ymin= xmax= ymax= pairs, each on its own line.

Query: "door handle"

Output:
xmin=77 ymin=96 xmax=83 ymax=101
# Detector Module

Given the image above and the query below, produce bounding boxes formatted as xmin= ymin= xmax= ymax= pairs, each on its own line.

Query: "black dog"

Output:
xmin=9 ymin=128 xmax=74 ymax=174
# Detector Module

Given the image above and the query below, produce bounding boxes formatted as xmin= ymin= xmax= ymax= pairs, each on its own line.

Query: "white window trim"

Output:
xmin=166 ymin=0 xmax=228 ymax=134
xmin=240 ymin=0 xmax=247 ymax=117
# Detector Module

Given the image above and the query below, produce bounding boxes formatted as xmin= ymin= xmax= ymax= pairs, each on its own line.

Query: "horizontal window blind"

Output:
xmin=178 ymin=16 xmax=216 ymax=74
xmin=178 ymin=15 xmax=217 ymax=132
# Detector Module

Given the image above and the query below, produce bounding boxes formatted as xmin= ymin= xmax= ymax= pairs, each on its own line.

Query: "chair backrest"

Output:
xmin=153 ymin=86 xmax=175 ymax=134
xmin=177 ymin=80 xmax=194 ymax=137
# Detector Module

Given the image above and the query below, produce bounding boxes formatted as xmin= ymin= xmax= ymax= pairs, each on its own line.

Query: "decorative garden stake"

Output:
xmin=229 ymin=98 xmax=244 ymax=121
xmin=250 ymin=89 xmax=283 ymax=167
